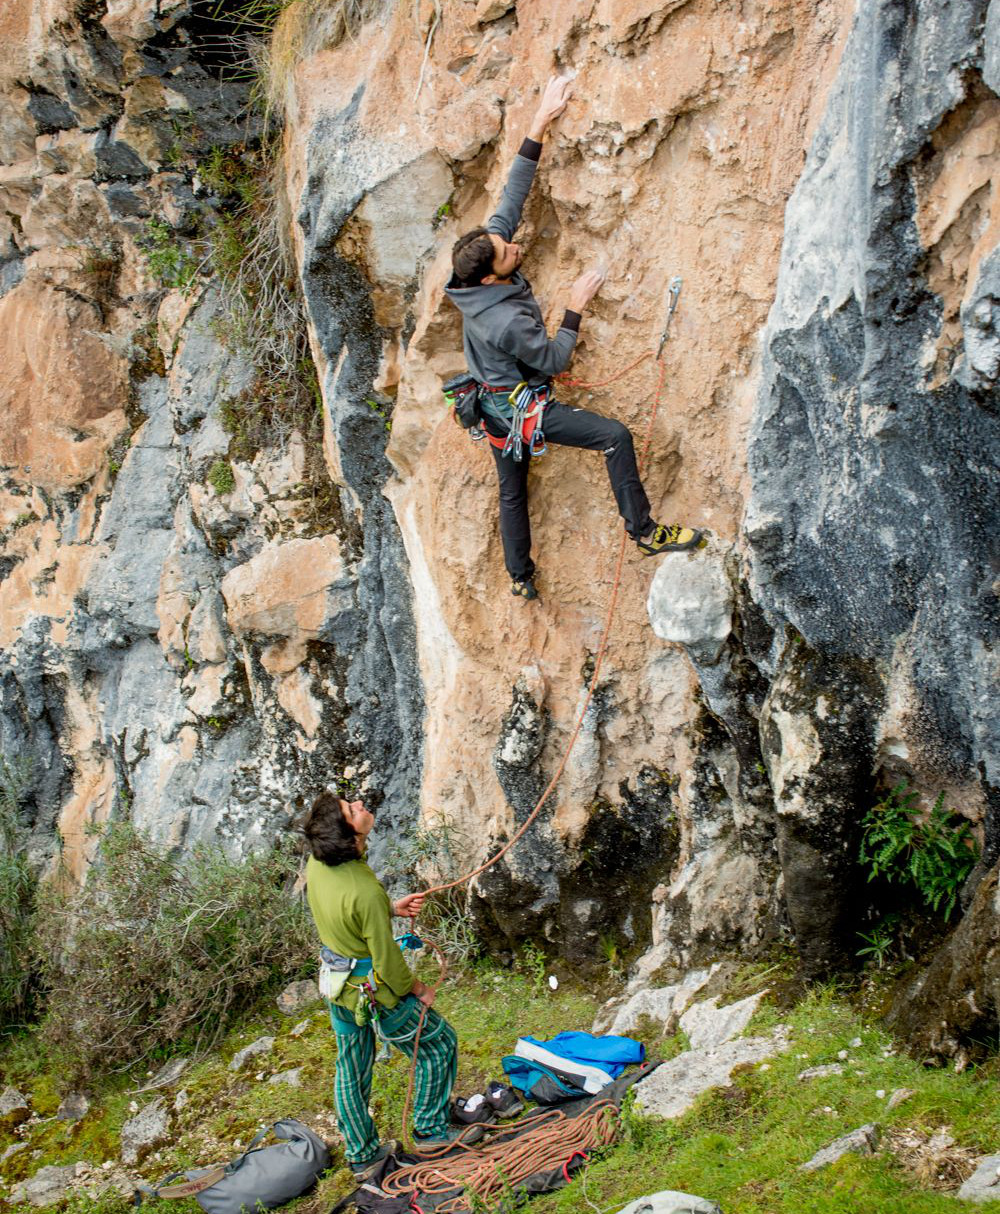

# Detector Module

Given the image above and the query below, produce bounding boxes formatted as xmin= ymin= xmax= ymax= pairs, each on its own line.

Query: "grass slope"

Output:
xmin=1 ymin=955 xmax=998 ymax=1213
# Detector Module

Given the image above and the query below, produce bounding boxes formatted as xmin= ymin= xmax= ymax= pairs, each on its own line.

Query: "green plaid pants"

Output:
xmin=329 ymin=994 xmax=458 ymax=1165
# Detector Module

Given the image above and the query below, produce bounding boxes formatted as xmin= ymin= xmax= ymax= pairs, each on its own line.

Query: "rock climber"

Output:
xmin=445 ymin=74 xmax=702 ymax=601
xmin=302 ymin=790 xmax=461 ymax=1177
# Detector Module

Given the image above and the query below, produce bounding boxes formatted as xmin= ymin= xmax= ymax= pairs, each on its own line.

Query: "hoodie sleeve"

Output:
xmin=487 ymin=138 xmax=543 ymax=241
xmin=497 ymin=308 xmax=580 ymax=378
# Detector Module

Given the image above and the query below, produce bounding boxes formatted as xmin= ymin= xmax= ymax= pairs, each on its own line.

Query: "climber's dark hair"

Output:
xmin=302 ymin=791 xmax=360 ymax=867
xmin=452 ymin=226 xmax=497 ymax=286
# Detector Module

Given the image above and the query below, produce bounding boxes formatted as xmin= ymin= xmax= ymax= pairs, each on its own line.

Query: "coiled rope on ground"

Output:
xmin=383 ymin=1101 xmax=620 ymax=1213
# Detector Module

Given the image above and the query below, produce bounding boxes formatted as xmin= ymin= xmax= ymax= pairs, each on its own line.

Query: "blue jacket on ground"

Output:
xmin=522 ymin=1031 xmax=645 ymax=1080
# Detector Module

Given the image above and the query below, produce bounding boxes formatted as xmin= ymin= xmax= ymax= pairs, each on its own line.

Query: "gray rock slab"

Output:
xmin=616 ymin=1193 xmax=722 ymax=1214
xmin=594 ymin=964 xmax=717 ymax=1036
xmin=679 ymin=991 xmax=766 ymax=1051
xmin=0 ymin=1086 xmax=29 ymax=1116
xmin=56 ymin=1092 xmax=90 ymax=1121
xmin=145 ymin=1057 xmax=189 ymax=1091
xmin=886 ymin=1087 xmax=915 ymax=1110
xmin=10 ymin=1164 xmax=79 ymax=1207
xmin=798 ymin=1063 xmax=845 ymax=1081
xmin=120 ymin=1096 xmax=170 ymax=1165
xmin=267 ymin=1068 xmax=302 ymax=1088
xmin=277 ymin=979 xmax=320 ymax=1015
xmin=1 ymin=1142 xmax=28 ymax=1163
xmin=958 ymin=1153 xmax=1000 ymax=1203
xmin=646 ymin=536 xmax=734 ymax=665
xmin=289 ymin=1019 xmax=311 ymax=1037
xmin=799 ymin=1123 xmax=881 ymax=1172
xmin=634 ymin=1029 xmax=788 ymax=1119
xmin=229 ymin=1035 xmax=275 ymax=1071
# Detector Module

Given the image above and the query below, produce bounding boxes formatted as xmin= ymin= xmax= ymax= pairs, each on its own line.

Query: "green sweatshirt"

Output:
xmin=305 ymin=855 xmax=414 ymax=1015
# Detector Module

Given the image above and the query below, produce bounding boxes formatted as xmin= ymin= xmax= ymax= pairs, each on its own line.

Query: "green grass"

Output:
xmin=2 ymin=961 xmax=999 ymax=1213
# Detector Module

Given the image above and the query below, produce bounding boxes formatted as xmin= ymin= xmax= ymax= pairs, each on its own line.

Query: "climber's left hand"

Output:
xmin=529 ymin=75 xmax=572 ymax=140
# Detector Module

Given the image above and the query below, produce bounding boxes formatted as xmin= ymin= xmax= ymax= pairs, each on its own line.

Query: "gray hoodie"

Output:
xmin=444 ymin=139 xmax=580 ymax=391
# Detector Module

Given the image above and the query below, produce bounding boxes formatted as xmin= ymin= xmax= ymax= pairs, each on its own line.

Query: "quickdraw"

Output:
xmin=480 ymin=381 xmax=549 ymax=459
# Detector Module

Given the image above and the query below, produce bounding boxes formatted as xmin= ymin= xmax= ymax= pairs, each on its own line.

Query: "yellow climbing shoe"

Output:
xmin=511 ymin=575 xmax=539 ymax=601
xmin=636 ymin=523 xmax=702 ymax=555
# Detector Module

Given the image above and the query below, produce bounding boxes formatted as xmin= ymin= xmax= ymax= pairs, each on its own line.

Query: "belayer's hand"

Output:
xmin=568 ymin=268 xmax=605 ymax=313
xmin=529 ymin=74 xmax=572 ymax=141
xmin=393 ymin=892 xmax=425 ymax=919
xmin=411 ymin=979 xmax=436 ymax=1008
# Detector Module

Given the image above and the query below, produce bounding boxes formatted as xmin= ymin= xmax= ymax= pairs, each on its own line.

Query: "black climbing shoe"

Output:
xmin=484 ymin=1080 xmax=524 ymax=1120
xmin=511 ymin=576 xmax=539 ymax=601
xmin=452 ymin=1094 xmax=497 ymax=1128
xmin=636 ymin=523 xmax=702 ymax=555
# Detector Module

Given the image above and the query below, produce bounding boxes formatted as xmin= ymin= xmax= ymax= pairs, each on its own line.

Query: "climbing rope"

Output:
xmin=396 ymin=282 xmax=683 ymax=1156
xmin=383 ymin=1101 xmax=620 ymax=1212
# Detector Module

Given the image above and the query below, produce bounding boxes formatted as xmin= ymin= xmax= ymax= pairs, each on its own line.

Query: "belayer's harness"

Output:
xmin=319 ymin=933 xmax=428 ymax=1036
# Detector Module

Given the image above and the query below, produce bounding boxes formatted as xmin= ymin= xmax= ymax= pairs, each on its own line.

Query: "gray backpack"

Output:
xmin=136 ymin=1118 xmax=331 ymax=1213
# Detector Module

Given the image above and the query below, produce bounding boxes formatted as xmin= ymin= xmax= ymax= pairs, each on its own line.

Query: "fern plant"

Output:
xmin=859 ymin=784 xmax=979 ymax=919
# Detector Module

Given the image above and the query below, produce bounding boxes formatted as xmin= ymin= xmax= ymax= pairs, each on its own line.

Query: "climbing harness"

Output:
xmin=321 ymin=933 xmax=424 ymax=1030
xmin=473 ymin=380 xmax=550 ymax=459
xmin=399 ymin=280 xmax=684 ymax=1157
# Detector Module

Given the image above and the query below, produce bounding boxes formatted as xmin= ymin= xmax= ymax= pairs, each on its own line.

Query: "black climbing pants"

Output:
xmin=485 ymin=399 xmax=653 ymax=582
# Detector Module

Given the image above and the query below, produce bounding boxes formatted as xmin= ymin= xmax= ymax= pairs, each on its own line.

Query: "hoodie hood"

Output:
xmin=444 ymin=271 xmax=532 ymax=320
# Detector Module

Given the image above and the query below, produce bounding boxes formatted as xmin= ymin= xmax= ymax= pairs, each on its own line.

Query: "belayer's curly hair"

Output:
xmin=302 ymin=791 xmax=361 ymax=867
xmin=452 ymin=226 xmax=497 ymax=286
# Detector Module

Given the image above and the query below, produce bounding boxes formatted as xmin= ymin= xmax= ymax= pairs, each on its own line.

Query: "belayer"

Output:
xmin=445 ymin=74 xmax=702 ymax=601
xmin=302 ymin=791 xmax=463 ymax=1177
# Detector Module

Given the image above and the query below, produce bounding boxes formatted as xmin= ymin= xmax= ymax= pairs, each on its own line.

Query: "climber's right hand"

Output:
xmin=568 ymin=269 xmax=605 ymax=313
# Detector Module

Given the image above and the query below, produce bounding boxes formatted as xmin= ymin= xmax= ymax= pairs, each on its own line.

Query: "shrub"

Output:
xmin=207 ymin=458 xmax=236 ymax=495
xmin=139 ymin=217 xmax=198 ymax=291
xmin=859 ymin=783 xmax=979 ymax=920
xmin=33 ymin=824 xmax=315 ymax=1079
xmin=0 ymin=756 xmax=35 ymax=1027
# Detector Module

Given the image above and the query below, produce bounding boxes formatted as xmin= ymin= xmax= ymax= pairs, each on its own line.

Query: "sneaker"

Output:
xmin=511 ymin=575 xmax=539 ymax=601
xmin=413 ymin=1123 xmax=485 ymax=1150
xmin=636 ymin=523 xmax=702 ymax=555
xmin=452 ymin=1094 xmax=497 ymax=1127
xmin=484 ymin=1080 xmax=524 ymax=1120
xmin=349 ymin=1139 xmax=397 ymax=1178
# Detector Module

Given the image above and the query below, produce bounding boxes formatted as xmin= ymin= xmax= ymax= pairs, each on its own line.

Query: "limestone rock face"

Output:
xmin=1 ymin=0 xmax=997 ymax=1057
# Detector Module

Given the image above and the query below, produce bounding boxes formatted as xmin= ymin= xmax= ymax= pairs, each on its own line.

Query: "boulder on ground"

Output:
xmin=120 ymin=1096 xmax=170 ymax=1165
xmin=10 ymin=1164 xmax=80 ymax=1207
xmin=57 ymin=1092 xmax=91 ymax=1121
xmin=229 ymin=1035 xmax=275 ymax=1070
xmin=799 ymin=1123 xmax=881 ymax=1172
xmin=616 ymin=1192 xmax=722 ymax=1214
xmin=958 ymin=1153 xmax=1000 ymax=1203
xmin=0 ymin=1086 xmax=30 ymax=1130
xmin=277 ymin=980 xmax=320 ymax=1015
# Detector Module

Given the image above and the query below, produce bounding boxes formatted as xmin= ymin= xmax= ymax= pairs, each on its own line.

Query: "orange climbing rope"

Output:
xmin=383 ymin=1101 xmax=619 ymax=1212
xmin=394 ymin=281 xmax=684 ymax=1159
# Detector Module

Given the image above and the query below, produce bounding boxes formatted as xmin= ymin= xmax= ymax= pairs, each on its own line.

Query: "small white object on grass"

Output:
xmin=548 ymin=975 xmax=559 ymax=991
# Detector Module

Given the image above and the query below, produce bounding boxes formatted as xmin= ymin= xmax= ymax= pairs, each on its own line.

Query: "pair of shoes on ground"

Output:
xmin=452 ymin=1080 xmax=524 ymax=1129
xmin=636 ymin=522 xmax=702 ymax=556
